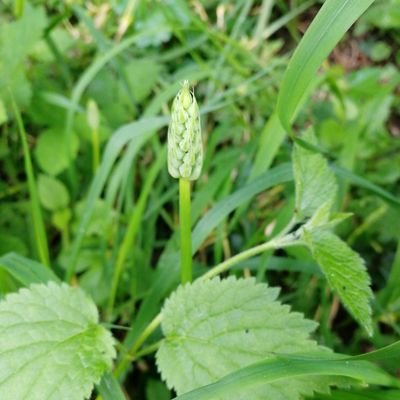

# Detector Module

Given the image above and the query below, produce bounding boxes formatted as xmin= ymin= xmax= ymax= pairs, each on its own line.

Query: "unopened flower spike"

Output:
xmin=168 ymin=80 xmax=203 ymax=181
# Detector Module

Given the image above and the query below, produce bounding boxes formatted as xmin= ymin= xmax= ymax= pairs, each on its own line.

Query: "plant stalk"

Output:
xmin=179 ymin=178 xmax=192 ymax=284
xmin=91 ymin=126 xmax=100 ymax=173
xmin=114 ymin=314 xmax=162 ymax=378
xmin=201 ymin=231 xmax=299 ymax=281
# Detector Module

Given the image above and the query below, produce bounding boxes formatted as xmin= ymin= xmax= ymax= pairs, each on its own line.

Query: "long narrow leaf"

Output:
xmin=313 ymin=389 xmax=400 ymax=400
xmin=0 ymin=253 xmax=59 ymax=285
xmin=10 ymin=93 xmax=50 ymax=267
xmin=192 ymin=163 xmax=293 ymax=250
xmin=107 ymin=148 xmax=167 ymax=315
xmin=250 ymin=112 xmax=287 ymax=179
xmin=174 ymin=342 xmax=400 ymax=400
xmin=97 ymin=372 xmax=125 ymax=400
xmin=277 ymin=0 xmax=375 ymax=130
xmin=331 ymin=165 xmax=400 ymax=208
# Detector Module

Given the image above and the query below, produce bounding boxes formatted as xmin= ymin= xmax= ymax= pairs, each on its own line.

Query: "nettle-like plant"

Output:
xmin=1 ymin=1 xmax=399 ymax=399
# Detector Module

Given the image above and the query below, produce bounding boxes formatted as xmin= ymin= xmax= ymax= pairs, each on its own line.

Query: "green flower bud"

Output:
xmin=86 ymin=99 xmax=100 ymax=131
xmin=168 ymin=80 xmax=203 ymax=180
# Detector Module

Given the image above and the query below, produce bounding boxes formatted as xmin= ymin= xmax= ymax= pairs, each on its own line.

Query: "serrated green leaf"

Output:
xmin=305 ymin=200 xmax=333 ymax=229
xmin=303 ymin=229 xmax=373 ymax=335
xmin=157 ymin=277 xmax=335 ymax=399
xmin=0 ymin=282 xmax=115 ymax=400
xmin=293 ymin=131 xmax=337 ymax=220
xmin=304 ymin=201 xmax=351 ymax=232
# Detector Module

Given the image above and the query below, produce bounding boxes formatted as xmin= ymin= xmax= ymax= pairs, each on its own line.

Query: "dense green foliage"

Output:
xmin=0 ymin=0 xmax=399 ymax=399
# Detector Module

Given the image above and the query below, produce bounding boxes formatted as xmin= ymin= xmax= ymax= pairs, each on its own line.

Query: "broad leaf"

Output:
xmin=293 ymin=131 xmax=337 ymax=220
xmin=34 ymin=129 xmax=79 ymax=176
xmin=303 ymin=229 xmax=373 ymax=335
xmin=157 ymin=277 xmax=335 ymax=399
xmin=0 ymin=282 xmax=115 ymax=399
xmin=38 ymin=174 xmax=70 ymax=211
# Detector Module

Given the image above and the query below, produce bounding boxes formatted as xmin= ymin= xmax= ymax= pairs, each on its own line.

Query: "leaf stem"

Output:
xmin=114 ymin=314 xmax=162 ymax=378
xmin=179 ymin=178 xmax=192 ymax=284
xmin=201 ymin=231 xmax=299 ymax=281
xmin=132 ymin=340 xmax=162 ymax=360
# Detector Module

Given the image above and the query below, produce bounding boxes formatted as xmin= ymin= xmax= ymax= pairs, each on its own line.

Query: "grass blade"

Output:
xmin=107 ymin=148 xmax=167 ymax=316
xmin=66 ymin=116 xmax=168 ymax=281
xmin=174 ymin=342 xmax=400 ymax=400
xmin=277 ymin=0 xmax=375 ymax=130
xmin=261 ymin=0 xmax=316 ymax=40
xmin=380 ymin=237 xmax=400 ymax=306
xmin=250 ymin=112 xmax=287 ymax=179
xmin=0 ymin=253 xmax=59 ymax=285
xmin=96 ymin=372 xmax=125 ymax=400
xmin=331 ymin=165 xmax=400 ymax=208
xmin=192 ymin=163 xmax=293 ymax=250
xmin=313 ymin=389 xmax=400 ymax=400
xmin=10 ymin=93 xmax=50 ymax=267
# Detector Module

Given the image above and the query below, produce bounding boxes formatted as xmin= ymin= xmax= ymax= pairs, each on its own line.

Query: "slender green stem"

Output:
xmin=201 ymin=232 xmax=300 ymax=281
xmin=114 ymin=314 xmax=162 ymax=378
xmin=10 ymin=91 xmax=50 ymax=268
xmin=133 ymin=340 xmax=162 ymax=360
xmin=179 ymin=178 xmax=192 ymax=284
xmin=91 ymin=127 xmax=100 ymax=173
